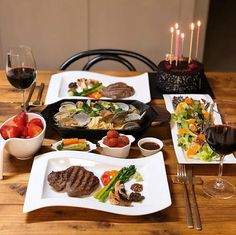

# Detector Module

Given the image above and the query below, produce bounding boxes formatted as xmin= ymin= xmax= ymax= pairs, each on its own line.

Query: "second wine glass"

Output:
xmin=203 ymin=117 xmax=236 ymax=199
xmin=6 ymin=45 xmax=37 ymax=110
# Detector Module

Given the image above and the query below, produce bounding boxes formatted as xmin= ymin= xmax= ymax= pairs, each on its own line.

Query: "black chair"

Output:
xmin=59 ymin=49 xmax=158 ymax=71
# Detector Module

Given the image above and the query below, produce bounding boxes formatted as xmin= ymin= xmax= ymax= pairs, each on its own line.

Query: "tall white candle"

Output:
xmin=170 ymin=27 xmax=174 ymax=64
xmin=175 ymin=30 xmax=180 ymax=66
xmin=175 ymin=23 xmax=179 ymax=30
xmin=195 ymin=20 xmax=201 ymax=59
xmin=181 ymin=33 xmax=185 ymax=57
xmin=188 ymin=23 xmax=195 ymax=64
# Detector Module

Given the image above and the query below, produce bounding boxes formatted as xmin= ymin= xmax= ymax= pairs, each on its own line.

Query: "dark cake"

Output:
xmin=156 ymin=59 xmax=204 ymax=93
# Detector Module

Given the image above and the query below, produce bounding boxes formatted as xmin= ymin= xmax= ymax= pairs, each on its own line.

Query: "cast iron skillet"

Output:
xmin=41 ymin=99 xmax=158 ymax=139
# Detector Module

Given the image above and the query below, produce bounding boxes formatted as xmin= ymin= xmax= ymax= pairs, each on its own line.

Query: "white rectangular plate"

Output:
xmin=163 ymin=94 xmax=236 ymax=164
xmin=45 ymin=71 xmax=151 ymax=104
xmin=23 ymin=151 xmax=171 ymax=215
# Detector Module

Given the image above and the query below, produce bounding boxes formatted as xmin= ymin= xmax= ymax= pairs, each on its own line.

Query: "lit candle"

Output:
xmin=181 ymin=33 xmax=185 ymax=57
xmin=175 ymin=29 xmax=180 ymax=66
xmin=188 ymin=23 xmax=195 ymax=64
xmin=170 ymin=27 xmax=174 ymax=64
xmin=175 ymin=23 xmax=179 ymax=30
xmin=195 ymin=20 xmax=201 ymax=59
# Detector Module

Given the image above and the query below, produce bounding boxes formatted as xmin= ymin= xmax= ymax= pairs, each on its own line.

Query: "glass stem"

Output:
xmin=215 ymin=155 xmax=225 ymax=190
xmin=21 ymin=89 xmax=26 ymax=111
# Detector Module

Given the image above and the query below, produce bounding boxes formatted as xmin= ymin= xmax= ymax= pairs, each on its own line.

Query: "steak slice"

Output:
xmin=47 ymin=166 xmax=99 ymax=197
xmin=100 ymin=82 xmax=135 ymax=99
xmin=47 ymin=166 xmax=74 ymax=192
xmin=66 ymin=166 xmax=100 ymax=197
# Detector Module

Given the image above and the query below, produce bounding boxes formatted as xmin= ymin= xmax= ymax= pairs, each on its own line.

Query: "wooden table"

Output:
xmin=0 ymin=71 xmax=236 ymax=235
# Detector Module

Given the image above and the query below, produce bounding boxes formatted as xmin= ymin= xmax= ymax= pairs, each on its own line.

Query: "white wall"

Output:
xmin=0 ymin=0 xmax=209 ymax=71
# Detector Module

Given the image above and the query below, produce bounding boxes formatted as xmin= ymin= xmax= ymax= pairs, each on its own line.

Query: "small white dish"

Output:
xmin=0 ymin=113 xmax=46 ymax=160
xmin=138 ymin=137 xmax=163 ymax=157
xmin=51 ymin=140 xmax=96 ymax=152
xmin=98 ymin=135 xmax=135 ymax=158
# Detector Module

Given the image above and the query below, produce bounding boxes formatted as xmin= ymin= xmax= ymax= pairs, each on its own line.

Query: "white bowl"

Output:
xmin=138 ymin=137 xmax=163 ymax=157
xmin=98 ymin=135 xmax=135 ymax=158
xmin=0 ymin=113 xmax=46 ymax=160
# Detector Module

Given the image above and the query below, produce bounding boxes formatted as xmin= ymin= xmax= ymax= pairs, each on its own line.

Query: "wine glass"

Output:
xmin=203 ymin=116 xmax=236 ymax=199
xmin=6 ymin=45 xmax=37 ymax=111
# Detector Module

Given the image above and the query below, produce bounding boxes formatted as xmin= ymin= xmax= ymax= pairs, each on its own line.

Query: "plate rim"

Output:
xmin=23 ymin=151 xmax=172 ymax=215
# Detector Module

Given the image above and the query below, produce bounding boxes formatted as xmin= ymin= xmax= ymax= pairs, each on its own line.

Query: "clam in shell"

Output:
xmin=125 ymin=113 xmax=142 ymax=122
xmin=72 ymin=112 xmax=91 ymax=127
xmin=115 ymin=103 xmax=130 ymax=112
xmin=57 ymin=117 xmax=77 ymax=127
xmin=100 ymin=110 xmax=115 ymax=123
xmin=128 ymin=104 xmax=141 ymax=114
xmin=111 ymin=111 xmax=127 ymax=125
xmin=54 ymin=111 xmax=72 ymax=122
xmin=59 ymin=102 xmax=77 ymax=112
xmin=123 ymin=122 xmax=141 ymax=130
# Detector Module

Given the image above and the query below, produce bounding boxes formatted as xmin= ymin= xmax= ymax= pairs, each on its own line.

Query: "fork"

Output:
xmin=177 ymin=164 xmax=194 ymax=229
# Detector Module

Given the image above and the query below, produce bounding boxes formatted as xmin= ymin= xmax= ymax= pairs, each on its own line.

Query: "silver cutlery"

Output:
xmin=24 ymin=82 xmax=36 ymax=110
xmin=187 ymin=167 xmax=202 ymax=231
xmin=27 ymin=83 xmax=45 ymax=109
xmin=176 ymin=164 xmax=193 ymax=229
xmin=31 ymin=82 xmax=45 ymax=106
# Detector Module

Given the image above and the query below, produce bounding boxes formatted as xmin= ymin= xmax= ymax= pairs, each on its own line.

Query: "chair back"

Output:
xmin=59 ymin=49 xmax=158 ymax=71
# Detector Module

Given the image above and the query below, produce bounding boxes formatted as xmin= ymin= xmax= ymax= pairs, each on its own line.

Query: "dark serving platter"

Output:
xmin=41 ymin=99 xmax=158 ymax=139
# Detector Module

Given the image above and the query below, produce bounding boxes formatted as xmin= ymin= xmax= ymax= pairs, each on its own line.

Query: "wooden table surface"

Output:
xmin=0 ymin=71 xmax=236 ymax=235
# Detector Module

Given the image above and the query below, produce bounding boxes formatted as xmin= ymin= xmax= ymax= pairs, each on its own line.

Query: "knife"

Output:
xmin=25 ymin=82 xmax=36 ymax=110
xmin=187 ymin=167 xmax=202 ymax=230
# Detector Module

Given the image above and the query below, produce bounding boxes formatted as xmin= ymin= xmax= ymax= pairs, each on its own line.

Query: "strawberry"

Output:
xmin=27 ymin=123 xmax=43 ymax=138
xmin=17 ymin=125 xmax=28 ymax=138
xmin=0 ymin=125 xmax=20 ymax=139
xmin=0 ymin=125 xmax=10 ymax=140
xmin=13 ymin=111 xmax=27 ymax=126
xmin=27 ymin=118 xmax=43 ymax=129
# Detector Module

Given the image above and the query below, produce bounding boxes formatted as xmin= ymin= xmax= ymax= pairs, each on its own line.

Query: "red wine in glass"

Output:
xmin=206 ymin=125 xmax=236 ymax=155
xmin=6 ymin=67 xmax=36 ymax=90
xmin=203 ymin=124 xmax=236 ymax=199
xmin=6 ymin=46 xmax=37 ymax=110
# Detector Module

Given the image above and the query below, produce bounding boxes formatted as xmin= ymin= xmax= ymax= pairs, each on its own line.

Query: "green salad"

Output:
xmin=171 ymin=96 xmax=219 ymax=162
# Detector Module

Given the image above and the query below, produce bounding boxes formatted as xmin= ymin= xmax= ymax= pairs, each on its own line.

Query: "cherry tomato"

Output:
xmin=87 ymin=92 xmax=102 ymax=99
xmin=101 ymin=170 xmax=118 ymax=186
xmin=101 ymin=173 xmax=111 ymax=186
xmin=106 ymin=130 xmax=119 ymax=138
xmin=118 ymin=136 xmax=129 ymax=145
xmin=107 ymin=137 xmax=118 ymax=147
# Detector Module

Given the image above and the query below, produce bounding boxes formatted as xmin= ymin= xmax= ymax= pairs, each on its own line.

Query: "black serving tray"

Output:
xmin=41 ymin=99 xmax=158 ymax=139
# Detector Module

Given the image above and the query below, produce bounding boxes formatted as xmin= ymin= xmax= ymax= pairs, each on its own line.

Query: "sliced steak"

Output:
xmin=100 ymin=82 xmax=135 ymax=99
xmin=66 ymin=166 xmax=99 ymax=197
xmin=47 ymin=166 xmax=74 ymax=191
xmin=47 ymin=166 xmax=99 ymax=197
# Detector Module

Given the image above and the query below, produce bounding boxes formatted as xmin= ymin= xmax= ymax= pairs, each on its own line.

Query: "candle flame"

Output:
xmin=170 ymin=27 xmax=174 ymax=33
xmin=176 ymin=30 xmax=180 ymax=35
xmin=190 ymin=23 xmax=195 ymax=30
xmin=181 ymin=33 xmax=185 ymax=39
xmin=175 ymin=23 xmax=179 ymax=30
xmin=197 ymin=21 xmax=201 ymax=27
